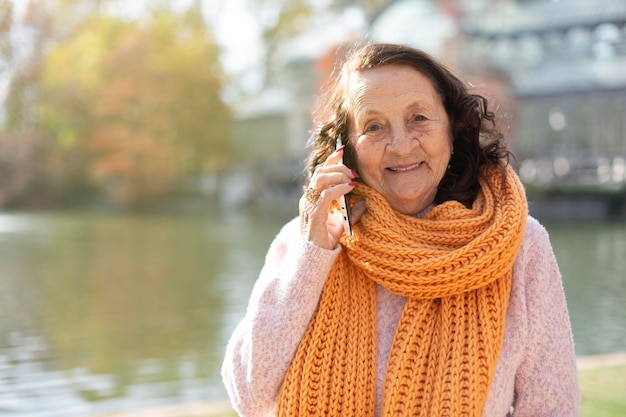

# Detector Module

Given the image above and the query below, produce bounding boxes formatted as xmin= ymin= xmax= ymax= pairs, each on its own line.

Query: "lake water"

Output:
xmin=0 ymin=207 xmax=624 ymax=416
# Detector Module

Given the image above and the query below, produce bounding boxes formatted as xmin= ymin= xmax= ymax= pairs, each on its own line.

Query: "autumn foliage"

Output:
xmin=1 ymin=1 xmax=231 ymax=208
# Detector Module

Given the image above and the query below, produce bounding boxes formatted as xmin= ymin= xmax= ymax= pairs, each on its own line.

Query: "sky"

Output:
xmin=99 ymin=0 xmax=264 ymax=78
xmin=204 ymin=0 xmax=265 ymax=93
xmin=9 ymin=0 xmax=263 ymax=78
xmin=104 ymin=0 xmax=267 ymax=93
xmin=205 ymin=0 xmax=262 ymax=75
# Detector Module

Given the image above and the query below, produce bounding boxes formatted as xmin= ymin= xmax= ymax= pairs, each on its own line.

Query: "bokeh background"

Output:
xmin=0 ymin=0 xmax=624 ymax=416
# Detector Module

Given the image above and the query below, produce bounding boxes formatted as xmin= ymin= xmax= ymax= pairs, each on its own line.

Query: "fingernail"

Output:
xmin=335 ymin=145 xmax=345 ymax=153
xmin=351 ymin=170 xmax=360 ymax=178
xmin=349 ymin=181 xmax=358 ymax=187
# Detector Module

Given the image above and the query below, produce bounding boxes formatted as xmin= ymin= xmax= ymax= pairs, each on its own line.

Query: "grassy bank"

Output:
xmin=208 ymin=362 xmax=626 ymax=417
xmin=579 ymin=363 xmax=626 ymax=417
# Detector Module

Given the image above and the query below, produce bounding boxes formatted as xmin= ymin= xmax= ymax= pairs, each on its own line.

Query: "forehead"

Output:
xmin=345 ymin=64 xmax=441 ymax=107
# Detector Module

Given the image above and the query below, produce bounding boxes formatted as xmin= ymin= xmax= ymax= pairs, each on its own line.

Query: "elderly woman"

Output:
xmin=222 ymin=43 xmax=579 ymax=417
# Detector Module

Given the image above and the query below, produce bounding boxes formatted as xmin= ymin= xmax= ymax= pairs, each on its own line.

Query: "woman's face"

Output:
xmin=347 ymin=64 xmax=453 ymax=216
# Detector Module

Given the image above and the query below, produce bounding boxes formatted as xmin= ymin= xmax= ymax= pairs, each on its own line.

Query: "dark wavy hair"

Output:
xmin=306 ymin=42 xmax=511 ymax=207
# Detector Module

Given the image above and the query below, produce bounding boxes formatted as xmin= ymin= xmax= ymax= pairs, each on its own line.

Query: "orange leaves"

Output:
xmin=36 ymin=10 xmax=231 ymax=206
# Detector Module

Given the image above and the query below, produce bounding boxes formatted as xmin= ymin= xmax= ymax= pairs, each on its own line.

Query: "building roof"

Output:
xmin=458 ymin=0 xmax=626 ymax=95
xmin=512 ymin=56 xmax=626 ymax=97
xmin=461 ymin=0 xmax=626 ymax=37
xmin=368 ymin=0 xmax=456 ymax=58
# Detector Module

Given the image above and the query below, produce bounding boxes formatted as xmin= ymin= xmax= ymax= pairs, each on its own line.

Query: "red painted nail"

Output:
xmin=335 ymin=145 xmax=345 ymax=152
xmin=351 ymin=170 xmax=360 ymax=178
xmin=349 ymin=181 xmax=358 ymax=187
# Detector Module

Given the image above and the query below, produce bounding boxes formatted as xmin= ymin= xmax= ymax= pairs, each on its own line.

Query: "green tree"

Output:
xmin=0 ymin=0 xmax=12 ymax=72
xmin=39 ymin=10 xmax=231 ymax=206
xmin=0 ymin=1 xmax=74 ymax=208
xmin=3 ymin=1 xmax=231 ymax=207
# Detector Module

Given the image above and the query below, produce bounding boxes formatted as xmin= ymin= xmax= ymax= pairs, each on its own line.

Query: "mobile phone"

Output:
xmin=337 ymin=137 xmax=353 ymax=237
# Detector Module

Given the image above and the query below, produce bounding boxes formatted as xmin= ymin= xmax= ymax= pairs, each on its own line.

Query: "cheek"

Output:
xmin=421 ymin=144 xmax=452 ymax=179
xmin=353 ymin=142 xmax=379 ymax=176
xmin=437 ymin=146 xmax=452 ymax=168
xmin=431 ymin=136 xmax=453 ymax=167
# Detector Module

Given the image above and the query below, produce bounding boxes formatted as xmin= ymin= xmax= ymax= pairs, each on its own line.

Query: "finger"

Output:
xmin=302 ymin=187 xmax=322 ymax=206
xmin=323 ymin=144 xmax=345 ymax=165
xmin=315 ymin=158 xmax=358 ymax=176
xmin=311 ymin=156 xmax=359 ymax=192
xmin=318 ymin=181 xmax=357 ymax=205
xmin=320 ymin=145 xmax=358 ymax=174
xmin=309 ymin=170 xmax=355 ymax=192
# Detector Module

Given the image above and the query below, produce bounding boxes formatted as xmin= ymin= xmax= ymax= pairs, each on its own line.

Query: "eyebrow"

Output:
xmin=355 ymin=100 xmax=433 ymax=118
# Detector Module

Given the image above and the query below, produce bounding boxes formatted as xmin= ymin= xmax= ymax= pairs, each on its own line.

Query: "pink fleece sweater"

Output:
xmin=221 ymin=215 xmax=579 ymax=416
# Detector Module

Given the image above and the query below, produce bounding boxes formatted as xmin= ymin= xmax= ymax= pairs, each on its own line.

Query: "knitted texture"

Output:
xmin=277 ymin=165 xmax=528 ymax=417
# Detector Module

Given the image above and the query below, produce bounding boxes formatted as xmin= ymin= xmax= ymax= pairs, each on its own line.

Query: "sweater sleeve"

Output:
xmin=221 ymin=217 xmax=341 ymax=417
xmin=512 ymin=217 xmax=580 ymax=416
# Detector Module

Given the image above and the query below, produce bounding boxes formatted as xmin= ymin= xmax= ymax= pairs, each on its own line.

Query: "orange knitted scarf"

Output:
xmin=277 ymin=165 xmax=527 ymax=417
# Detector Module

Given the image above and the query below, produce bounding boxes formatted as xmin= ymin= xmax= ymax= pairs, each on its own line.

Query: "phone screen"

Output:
xmin=336 ymin=137 xmax=353 ymax=237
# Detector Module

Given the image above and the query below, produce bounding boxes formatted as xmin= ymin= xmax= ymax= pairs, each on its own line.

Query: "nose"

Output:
xmin=387 ymin=124 xmax=416 ymax=155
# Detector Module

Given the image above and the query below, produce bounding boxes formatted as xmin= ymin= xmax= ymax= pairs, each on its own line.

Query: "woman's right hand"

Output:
xmin=299 ymin=146 xmax=361 ymax=250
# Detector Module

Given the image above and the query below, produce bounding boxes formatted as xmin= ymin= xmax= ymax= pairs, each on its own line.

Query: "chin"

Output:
xmin=387 ymin=191 xmax=435 ymax=215
xmin=387 ymin=199 xmax=424 ymax=216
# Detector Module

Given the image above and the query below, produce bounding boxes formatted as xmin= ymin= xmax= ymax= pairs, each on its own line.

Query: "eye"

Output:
xmin=364 ymin=123 xmax=381 ymax=133
xmin=413 ymin=114 xmax=427 ymax=122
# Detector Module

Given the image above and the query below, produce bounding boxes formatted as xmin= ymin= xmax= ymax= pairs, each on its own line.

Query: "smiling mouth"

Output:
xmin=387 ymin=162 xmax=423 ymax=172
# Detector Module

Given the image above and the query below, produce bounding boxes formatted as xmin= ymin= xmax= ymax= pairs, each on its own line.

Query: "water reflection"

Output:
xmin=546 ymin=221 xmax=626 ymax=356
xmin=0 ymin=209 xmax=291 ymax=415
xmin=0 ymin=209 xmax=623 ymax=415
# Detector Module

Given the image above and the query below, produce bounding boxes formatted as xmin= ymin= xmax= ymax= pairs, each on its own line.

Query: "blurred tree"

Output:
xmin=40 ymin=10 xmax=230 ymax=206
xmin=0 ymin=1 xmax=73 ymax=208
xmin=2 ymin=0 xmax=231 ymax=208
xmin=3 ymin=1 xmax=51 ymax=129
xmin=0 ymin=0 xmax=12 ymax=71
